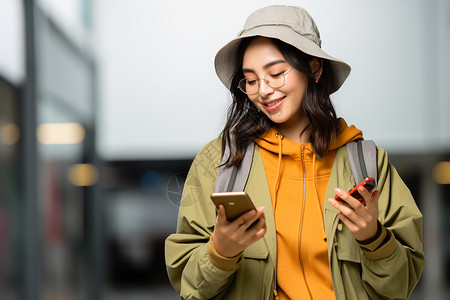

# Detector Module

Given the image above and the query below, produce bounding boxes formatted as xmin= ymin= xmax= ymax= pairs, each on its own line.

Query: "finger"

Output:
xmin=328 ymin=197 xmax=359 ymax=218
xmin=338 ymin=213 xmax=359 ymax=232
xmin=357 ymin=186 xmax=373 ymax=207
xmin=233 ymin=207 xmax=257 ymax=227
xmin=371 ymin=190 xmax=380 ymax=204
xmin=255 ymin=224 xmax=267 ymax=239
xmin=339 ymin=210 xmax=378 ymax=241
xmin=216 ymin=204 xmax=229 ymax=226
xmin=329 ymin=195 xmax=372 ymax=229
xmin=240 ymin=207 xmax=265 ymax=231
xmin=338 ymin=212 xmax=354 ymax=227
xmin=243 ymin=206 xmax=265 ymax=229
xmin=246 ymin=209 xmax=266 ymax=231
xmin=338 ymin=211 xmax=372 ymax=236
xmin=249 ymin=222 xmax=267 ymax=243
xmin=240 ymin=217 xmax=267 ymax=244
xmin=334 ymin=188 xmax=364 ymax=210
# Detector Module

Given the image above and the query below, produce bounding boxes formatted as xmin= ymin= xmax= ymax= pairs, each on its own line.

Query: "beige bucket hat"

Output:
xmin=214 ymin=5 xmax=351 ymax=94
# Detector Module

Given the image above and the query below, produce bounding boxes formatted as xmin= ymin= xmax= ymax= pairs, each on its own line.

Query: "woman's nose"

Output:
xmin=259 ymin=79 xmax=274 ymax=97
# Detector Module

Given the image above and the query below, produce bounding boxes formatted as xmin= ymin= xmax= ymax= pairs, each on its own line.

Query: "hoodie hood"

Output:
xmin=254 ymin=118 xmax=363 ymax=157
xmin=328 ymin=119 xmax=363 ymax=151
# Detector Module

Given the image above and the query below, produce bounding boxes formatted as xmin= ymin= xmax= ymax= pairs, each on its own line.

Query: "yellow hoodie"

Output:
xmin=254 ymin=118 xmax=363 ymax=300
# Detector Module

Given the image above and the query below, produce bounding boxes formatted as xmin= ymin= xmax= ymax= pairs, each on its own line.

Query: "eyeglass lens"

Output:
xmin=239 ymin=73 xmax=286 ymax=95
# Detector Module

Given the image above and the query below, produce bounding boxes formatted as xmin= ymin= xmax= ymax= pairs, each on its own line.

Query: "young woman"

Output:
xmin=165 ymin=5 xmax=424 ymax=299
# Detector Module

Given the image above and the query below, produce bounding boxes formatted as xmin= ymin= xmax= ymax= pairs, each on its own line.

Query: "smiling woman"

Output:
xmin=222 ymin=35 xmax=342 ymax=166
xmin=165 ymin=5 xmax=424 ymax=300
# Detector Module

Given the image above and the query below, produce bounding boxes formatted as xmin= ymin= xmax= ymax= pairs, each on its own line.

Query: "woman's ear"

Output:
xmin=309 ymin=58 xmax=323 ymax=83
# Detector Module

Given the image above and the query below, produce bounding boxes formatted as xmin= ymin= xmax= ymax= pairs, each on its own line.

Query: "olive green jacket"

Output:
xmin=165 ymin=138 xmax=424 ymax=299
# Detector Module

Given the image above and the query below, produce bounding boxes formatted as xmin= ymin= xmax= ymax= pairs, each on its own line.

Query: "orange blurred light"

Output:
xmin=68 ymin=164 xmax=99 ymax=186
xmin=1 ymin=123 xmax=20 ymax=145
xmin=433 ymin=161 xmax=450 ymax=185
xmin=37 ymin=123 xmax=85 ymax=144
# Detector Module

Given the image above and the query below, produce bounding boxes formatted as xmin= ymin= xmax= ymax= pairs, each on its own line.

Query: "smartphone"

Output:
xmin=335 ymin=177 xmax=376 ymax=206
xmin=210 ymin=191 xmax=256 ymax=222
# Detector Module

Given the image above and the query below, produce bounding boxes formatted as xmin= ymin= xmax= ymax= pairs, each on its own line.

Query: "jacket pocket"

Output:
xmin=243 ymin=238 xmax=269 ymax=259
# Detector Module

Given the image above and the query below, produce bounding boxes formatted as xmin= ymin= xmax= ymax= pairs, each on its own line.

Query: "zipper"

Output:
xmin=299 ymin=146 xmax=313 ymax=299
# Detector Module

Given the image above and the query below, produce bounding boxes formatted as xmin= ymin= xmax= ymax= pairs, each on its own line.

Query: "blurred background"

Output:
xmin=0 ymin=0 xmax=449 ymax=299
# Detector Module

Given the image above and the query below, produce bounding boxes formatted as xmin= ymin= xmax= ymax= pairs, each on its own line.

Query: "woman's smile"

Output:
xmin=262 ymin=96 xmax=285 ymax=112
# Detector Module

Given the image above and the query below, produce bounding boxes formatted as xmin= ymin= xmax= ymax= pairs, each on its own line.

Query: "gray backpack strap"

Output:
xmin=346 ymin=140 xmax=378 ymax=186
xmin=214 ymin=139 xmax=255 ymax=193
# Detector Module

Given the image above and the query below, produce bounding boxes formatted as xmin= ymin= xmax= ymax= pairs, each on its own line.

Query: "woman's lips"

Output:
xmin=263 ymin=96 xmax=285 ymax=112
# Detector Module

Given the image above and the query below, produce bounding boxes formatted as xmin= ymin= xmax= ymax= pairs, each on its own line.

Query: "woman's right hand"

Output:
xmin=212 ymin=204 xmax=267 ymax=258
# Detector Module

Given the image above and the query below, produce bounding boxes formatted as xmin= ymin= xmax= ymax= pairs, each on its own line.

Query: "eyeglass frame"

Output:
xmin=237 ymin=67 xmax=294 ymax=95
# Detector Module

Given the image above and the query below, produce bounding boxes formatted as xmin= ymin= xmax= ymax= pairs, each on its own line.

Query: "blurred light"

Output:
xmin=37 ymin=123 xmax=85 ymax=144
xmin=68 ymin=163 xmax=99 ymax=186
xmin=433 ymin=161 xmax=450 ymax=184
xmin=140 ymin=170 xmax=162 ymax=193
xmin=1 ymin=123 xmax=20 ymax=145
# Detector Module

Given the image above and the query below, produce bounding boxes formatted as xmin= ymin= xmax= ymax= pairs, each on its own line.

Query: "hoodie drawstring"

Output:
xmin=311 ymin=153 xmax=327 ymax=241
xmin=273 ymin=133 xmax=284 ymax=214
xmin=272 ymin=133 xmax=326 ymax=240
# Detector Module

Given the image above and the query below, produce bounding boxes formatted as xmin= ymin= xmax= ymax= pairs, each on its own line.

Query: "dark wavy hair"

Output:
xmin=220 ymin=37 xmax=341 ymax=167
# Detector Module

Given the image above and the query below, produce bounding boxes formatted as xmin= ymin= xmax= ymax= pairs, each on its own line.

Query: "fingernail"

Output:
xmin=328 ymin=198 xmax=338 ymax=207
xmin=335 ymin=188 xmax=343 ymax=194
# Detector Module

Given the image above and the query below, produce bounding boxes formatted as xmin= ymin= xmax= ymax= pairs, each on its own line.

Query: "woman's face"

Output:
xmin=242 ymin=37 xmax=309 ymax=131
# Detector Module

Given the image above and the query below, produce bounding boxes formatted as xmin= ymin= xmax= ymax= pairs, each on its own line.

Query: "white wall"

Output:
xmin=0 ymin=0 xmax=24 ymax=84
xmin=94 ymin=0 xmax=450 ymax=160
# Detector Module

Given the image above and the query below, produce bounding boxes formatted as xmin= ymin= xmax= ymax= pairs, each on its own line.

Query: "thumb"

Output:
xmin=216 ymin=204 xmax=228 ymax=225
xmin=372 ymin=190 xmax=380 ymax=202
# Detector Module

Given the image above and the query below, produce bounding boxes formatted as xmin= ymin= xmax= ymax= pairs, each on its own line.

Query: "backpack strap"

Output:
xmin=346 ymin=140 xmax=378 ymax=186
xmin=215 ymin=138 xmax=378 ymax=192
xmin=214 ymin=139 xmax=255 ymax=193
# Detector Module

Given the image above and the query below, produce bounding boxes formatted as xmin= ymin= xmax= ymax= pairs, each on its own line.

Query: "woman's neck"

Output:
xmin=275 ymin=119 xmax=311 ymax=144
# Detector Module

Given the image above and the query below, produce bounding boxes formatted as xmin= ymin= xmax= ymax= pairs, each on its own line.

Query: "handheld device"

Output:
xmin=335 ymin=177 xmax=376 ymax=206
xmin=210 ymin=191 xmax=256 ymax=222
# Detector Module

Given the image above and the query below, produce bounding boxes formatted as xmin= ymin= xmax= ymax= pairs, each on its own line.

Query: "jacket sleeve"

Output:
xmin=360 ymin=147 xmax=425 ymax=299
xmin=165 ymin=139 xmax=238 ymax=299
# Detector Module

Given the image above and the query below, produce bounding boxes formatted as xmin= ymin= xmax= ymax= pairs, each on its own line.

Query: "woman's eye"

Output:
xmin=247 ymin=79 xmax=258 ymax=86
xmin=269 ymin=73 xmax=283 ymax=78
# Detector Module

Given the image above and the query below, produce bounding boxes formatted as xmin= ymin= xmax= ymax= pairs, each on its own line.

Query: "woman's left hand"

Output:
xmin=328 ymin=186 xmax=380 ymax=242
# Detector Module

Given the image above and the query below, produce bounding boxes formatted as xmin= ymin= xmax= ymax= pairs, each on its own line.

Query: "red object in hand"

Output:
xmin=335 ymin=177 xmax=376 ymax=206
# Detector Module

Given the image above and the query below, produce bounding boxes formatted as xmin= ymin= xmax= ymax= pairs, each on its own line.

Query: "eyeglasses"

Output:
xmin=237 ymin=67 xmax=294 ymax=95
